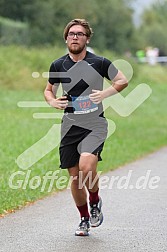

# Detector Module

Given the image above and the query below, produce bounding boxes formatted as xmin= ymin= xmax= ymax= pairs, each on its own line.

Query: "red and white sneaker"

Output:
xmin=75 ymin=217 xmax=90 ymax=236
xmin=90 ymin=197 xmax=103 ymax=227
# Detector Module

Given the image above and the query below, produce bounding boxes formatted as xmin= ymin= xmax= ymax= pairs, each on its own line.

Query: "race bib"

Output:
xmin=72 ymin=95 xmax=98 ymax=114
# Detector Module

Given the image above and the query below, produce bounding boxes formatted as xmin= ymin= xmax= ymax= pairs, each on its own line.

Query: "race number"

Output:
xmin=72 ymin=95 xmax=98 ymax=114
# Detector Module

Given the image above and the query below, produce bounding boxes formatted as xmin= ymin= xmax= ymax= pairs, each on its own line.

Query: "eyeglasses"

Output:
xmin=67 ymin=32 xmax=87 ymax=39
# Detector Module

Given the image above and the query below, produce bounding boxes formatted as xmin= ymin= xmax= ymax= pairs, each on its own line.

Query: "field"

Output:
xmin=0 ymin=46 xmax=167 ymax=215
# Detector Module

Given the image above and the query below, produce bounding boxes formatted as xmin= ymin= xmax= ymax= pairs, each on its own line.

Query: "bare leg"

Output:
xmin=79 ymin=153 xmax=99 ymax=193
xmin=68 ymin=154 xmax=102 ymax=233
xmin=68 ymin=153 xmax=99 ymax=205
xmin=79 ymin=153 xmax=103 ymax=228
xmin=68 ymin=164 xmax=87 ymax=206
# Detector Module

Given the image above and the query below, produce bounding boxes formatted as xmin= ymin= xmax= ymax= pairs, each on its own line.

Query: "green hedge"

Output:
xmin=0 ymin=16 xmax=30 ymax=45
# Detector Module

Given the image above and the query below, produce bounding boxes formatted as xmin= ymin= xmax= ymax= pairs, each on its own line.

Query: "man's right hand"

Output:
xmin=49 ymin=96 xmax=68 ymax=110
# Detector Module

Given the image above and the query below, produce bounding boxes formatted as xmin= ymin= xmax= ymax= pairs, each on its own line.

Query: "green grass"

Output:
xmin=0 ymin=46 xmax=167 ymax=215
xmin=0 ymin=45 xmax=66 ymax=90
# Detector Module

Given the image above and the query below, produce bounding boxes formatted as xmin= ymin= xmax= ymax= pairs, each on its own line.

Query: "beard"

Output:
xmin=68 ymin=43 xmax=86 ymax=54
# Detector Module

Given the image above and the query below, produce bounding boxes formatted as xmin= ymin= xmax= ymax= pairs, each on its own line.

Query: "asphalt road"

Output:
xmin=0 ymin=147 xmax=167 ymax=252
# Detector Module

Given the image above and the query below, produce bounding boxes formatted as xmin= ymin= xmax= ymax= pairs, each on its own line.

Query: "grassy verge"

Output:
xmin=0 ymin=46 xmax=167 ymax=215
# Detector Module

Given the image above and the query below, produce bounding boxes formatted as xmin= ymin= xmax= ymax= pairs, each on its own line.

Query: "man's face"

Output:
xmin=66 ymin=25 xmax=89 ymax=54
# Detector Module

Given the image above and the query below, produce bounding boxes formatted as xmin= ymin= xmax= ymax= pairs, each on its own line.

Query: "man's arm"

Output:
xmin=44 ymin=82 xmax=68 ymax=110
xmin=89 ymin=70 xmax=128 ymax=104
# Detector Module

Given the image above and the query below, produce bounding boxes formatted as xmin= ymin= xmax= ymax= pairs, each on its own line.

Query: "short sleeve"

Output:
xmin=48 ymin=62 xmax=60 ymax=86
xmin=102 ymin=58 xmax=118 ymax=80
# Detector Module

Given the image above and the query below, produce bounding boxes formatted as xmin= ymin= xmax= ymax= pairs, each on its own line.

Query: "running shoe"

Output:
xmin=90 ymin=197 xmax=103 ymax=227
xmin=75 ymin=217 xmax=90 ymax=236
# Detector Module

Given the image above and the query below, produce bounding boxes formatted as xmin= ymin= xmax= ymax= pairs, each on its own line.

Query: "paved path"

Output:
xmin=0 ymin=147 xmax=167 ymax=252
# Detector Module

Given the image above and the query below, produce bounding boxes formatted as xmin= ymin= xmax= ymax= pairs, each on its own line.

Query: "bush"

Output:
xmin=0 ymin=16 xmax=30 ymax=45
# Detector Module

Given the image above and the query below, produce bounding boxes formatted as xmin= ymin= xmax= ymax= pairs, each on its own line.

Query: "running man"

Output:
xmin=44 ymin=19 xmax=128 ymax=236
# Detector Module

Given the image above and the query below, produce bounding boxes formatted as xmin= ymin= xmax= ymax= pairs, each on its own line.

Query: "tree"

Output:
xmin=138 ymin=0 xmax=167 ymax=54
xmin=0 ymin=0 xmax=136 ymax=53
xmin=0 ymin=0 xmax=33 ymax=21
xmin=59 ymin=0 xmax=135 ymax=53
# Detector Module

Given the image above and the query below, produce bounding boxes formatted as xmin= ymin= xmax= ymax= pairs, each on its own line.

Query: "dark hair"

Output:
xmin=63 ymin=19 xmax=93 ymax=40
